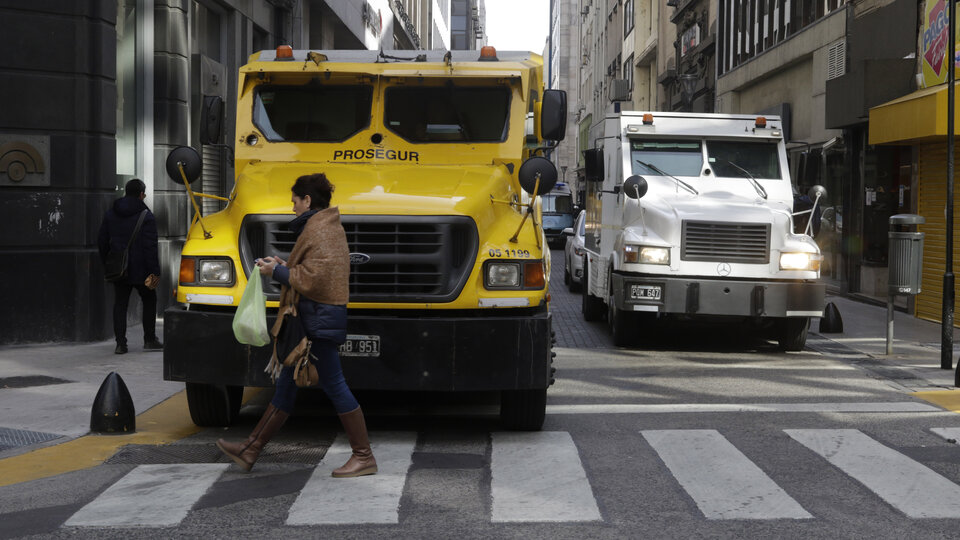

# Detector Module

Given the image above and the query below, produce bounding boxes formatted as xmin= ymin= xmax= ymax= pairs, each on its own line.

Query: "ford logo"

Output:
xmin=350 ymin=253 xmax=371 ymax=265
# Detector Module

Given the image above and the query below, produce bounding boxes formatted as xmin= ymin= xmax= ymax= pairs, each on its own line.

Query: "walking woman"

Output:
xmin=217 ymin=173 xmax=376 ymax=477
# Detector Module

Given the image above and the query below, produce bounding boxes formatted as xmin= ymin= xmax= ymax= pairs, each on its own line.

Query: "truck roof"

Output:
xmin=247 ymin=49 xmax=538 ymax=66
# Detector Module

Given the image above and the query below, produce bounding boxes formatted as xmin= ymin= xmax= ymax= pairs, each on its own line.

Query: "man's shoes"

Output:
xmin=115 ymin=343 xmax=128 ymax=355
xmin=144 ymin=339 xmax=164 ymax=351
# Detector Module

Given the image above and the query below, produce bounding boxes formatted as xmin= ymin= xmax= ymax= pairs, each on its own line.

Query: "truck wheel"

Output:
xmin=185 ymin=383 xmax=243 ymax=427
xmin=564 ymin=266 xmax=571 ymax=286
xmin=609 ymin=305 xmax=637 ymax=347
xmin=500 ymin=388 xmax=547 ymax=430
xmin=608 ymin=288 xmax=637 ymax=347
xmin=777 ymin=317 xmax=809 ymax=351
xmin=581 ymin=258 xmax=605 ymax=321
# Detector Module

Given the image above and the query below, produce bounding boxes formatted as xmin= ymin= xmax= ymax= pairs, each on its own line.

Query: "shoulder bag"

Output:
xmin=104 ymin=209 xmax=148 ymax=283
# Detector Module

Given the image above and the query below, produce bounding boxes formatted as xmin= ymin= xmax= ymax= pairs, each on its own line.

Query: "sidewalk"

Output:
xmin=815 ymin=294 xmax=960 ymax=392
xmin=2 ymin=296 xmax=960 ymax=459
xmin=0 ymin=323 xmax=182 ymax=458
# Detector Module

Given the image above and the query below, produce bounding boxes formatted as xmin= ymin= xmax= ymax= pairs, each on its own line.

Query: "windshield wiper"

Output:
xmin=722 ymin=160 xmax=767 ymax=199
xmin=634 ymin=160 xmax=699 ymax=195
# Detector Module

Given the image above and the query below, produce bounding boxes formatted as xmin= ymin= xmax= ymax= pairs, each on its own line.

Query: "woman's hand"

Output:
xmin=256 ymin=256 xmax=280 ymax=275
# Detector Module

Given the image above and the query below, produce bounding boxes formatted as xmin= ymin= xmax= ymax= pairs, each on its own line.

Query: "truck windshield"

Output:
xmin=706 ymin=141 xmax=782 ymax=179
xmin=542 ymin=193 xmax=573 ymax=214
xmin=253 ymin=85 xmax=373 ymax=142
xmin=385 ymin=86 xmax=510 ymax=142
xmin=630 ymin=141 xmax=703 ymax=176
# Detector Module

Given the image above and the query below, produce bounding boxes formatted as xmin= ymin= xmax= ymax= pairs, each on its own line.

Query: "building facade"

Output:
xmin=550 ymin=0 xmax=580 ymax=203
xmin=0 ymin=0 xmax=439 ymax=344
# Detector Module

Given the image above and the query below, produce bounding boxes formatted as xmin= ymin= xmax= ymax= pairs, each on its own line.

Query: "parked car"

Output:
xmin=563 ymin=210 xmax=586 ymax=292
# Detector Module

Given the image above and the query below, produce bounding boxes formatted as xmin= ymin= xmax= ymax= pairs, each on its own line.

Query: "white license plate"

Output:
xmin=630 ymin=285 xmax=662 ymax=300
xmin=339 ymin=334 xmax=380 ymax=357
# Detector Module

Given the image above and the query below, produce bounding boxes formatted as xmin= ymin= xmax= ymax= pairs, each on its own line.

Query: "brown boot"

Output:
xmin=216 ymin=403 xmax=289 ymax=472
xmin=331 ymin=407 xmax=377 ymax=478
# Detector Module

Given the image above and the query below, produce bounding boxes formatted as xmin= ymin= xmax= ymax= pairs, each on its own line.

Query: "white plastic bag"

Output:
xmin=232 ymin=269 xmax=270 ymax=346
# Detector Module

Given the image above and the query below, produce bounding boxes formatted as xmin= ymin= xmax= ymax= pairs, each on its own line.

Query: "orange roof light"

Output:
xmin=276 ymin=45 xmax=294 ymax=60
xmin=642 ymin=113 xmax=654 ymax=125
xmin=755 ymin=116 xmax=767 ymax=128
xmin=479 ymin=46 xmax=498 ymax=61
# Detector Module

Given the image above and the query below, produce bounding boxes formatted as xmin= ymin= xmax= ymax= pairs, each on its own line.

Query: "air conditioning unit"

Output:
xmin=608 ymin=79 xmax=631 ymax=102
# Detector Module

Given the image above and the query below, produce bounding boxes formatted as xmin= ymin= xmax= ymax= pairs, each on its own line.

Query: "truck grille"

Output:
xmin=240 ymin=215 xmax=478 ymax=302
xmin=681 ymin=221 xmax=771 ymax=263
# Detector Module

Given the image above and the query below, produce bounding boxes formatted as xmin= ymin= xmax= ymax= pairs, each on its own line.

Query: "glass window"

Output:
xmin=252 ymin=85 xmax=373 ymax=142
xmin=385 ymin=85 xmax=510 ymax=143
xmin=630 ymin=141 xmax=704 ymax=177
xmin=706 ymin=140 xmax=782 ymax=179
xmin=542 ymin=194 xmax=573 ymax=213
xmin=116 ymin=0 xmax=137 ymax=177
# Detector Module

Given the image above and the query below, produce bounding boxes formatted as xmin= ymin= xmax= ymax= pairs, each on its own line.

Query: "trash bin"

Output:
xmin=888 ymin=214 xmax=925 ymax=296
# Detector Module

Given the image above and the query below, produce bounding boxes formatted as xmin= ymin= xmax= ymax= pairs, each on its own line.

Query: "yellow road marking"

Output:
xmin=0 ymin=388 xmax=261 ymax=488
xmin=912 ymin=390 xmax=960 ymax=413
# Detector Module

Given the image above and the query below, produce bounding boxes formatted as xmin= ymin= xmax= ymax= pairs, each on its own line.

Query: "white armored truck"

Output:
xmin=580 ymin=109 xmax=825 ymax=350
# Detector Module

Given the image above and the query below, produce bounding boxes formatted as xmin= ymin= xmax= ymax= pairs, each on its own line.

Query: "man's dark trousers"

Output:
xmin=113 ymin=282 xmax=158 ymax=345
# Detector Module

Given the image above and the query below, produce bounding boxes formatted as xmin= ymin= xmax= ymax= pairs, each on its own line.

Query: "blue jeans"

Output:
xmin=271 ymin=340 xmax=359 ymax=414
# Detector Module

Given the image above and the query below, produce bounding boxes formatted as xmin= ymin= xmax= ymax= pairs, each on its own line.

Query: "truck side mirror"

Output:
xmin=540 ymin=89 xmax=567 ymax=141
xmin=623 ymin=175 xmax=648 ymax=199
xmin=165 ymin=146 xmax=202 ymax=184
xmin=518 ymin=156 xmax=558 ymax=196
xmin=583 ymin=148 xmax=603 ymax=182
xmin=808 ymin=185 xmax=827 ymax=200
xmin=199 ymin=95 xmax=224 ymax=145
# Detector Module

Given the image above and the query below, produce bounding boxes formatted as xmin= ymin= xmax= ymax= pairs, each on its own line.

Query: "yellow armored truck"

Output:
xmin=163 ymin=46 xmax=566 ymax=430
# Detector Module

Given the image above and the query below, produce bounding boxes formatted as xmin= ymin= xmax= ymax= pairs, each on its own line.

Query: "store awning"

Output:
xmin=869 ymin=82 xmax=960 ymax=145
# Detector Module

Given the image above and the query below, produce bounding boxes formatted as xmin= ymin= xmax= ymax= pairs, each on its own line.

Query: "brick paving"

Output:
xmin=549 ymin=247 xmax=613 ymax=349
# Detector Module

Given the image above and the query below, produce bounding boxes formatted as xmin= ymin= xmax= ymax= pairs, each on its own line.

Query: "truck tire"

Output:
xmin=185 ymin=383 xmax=243 ymax=427
xmin=500 ymin=388 xmax=547 ymax=430
xmin=609 ymin=303 xmax=637 ymax=347
xmin=581 ymin=258 xmax=605 ymax=321
xmin=777 ymin=317 xmax=809 ymax=352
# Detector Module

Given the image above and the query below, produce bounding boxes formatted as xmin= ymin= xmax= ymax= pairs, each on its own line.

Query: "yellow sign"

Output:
xmin=923 ymin=0 xmax=960 ymax=87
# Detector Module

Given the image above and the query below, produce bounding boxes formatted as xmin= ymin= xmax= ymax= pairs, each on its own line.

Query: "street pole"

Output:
xmin=949 ymin=0 xmax=958 ymax=374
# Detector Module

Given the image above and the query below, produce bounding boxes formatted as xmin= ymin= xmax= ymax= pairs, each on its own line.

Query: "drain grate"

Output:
xmin=105 ymin=442 xmax=328 ymax=465
xmin=0 ymin=375 xmax=73 ymax=389
xmin=0 ymin=427 xmax=63 ymax=451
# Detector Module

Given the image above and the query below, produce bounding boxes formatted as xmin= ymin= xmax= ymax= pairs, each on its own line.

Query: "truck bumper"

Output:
xmin=611 ymin=273 xmax=825 ymax=318
xmin=163 ymin=305 xmax=553 ymax=391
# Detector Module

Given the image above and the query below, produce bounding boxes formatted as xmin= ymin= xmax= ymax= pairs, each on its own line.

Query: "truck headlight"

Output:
xmin=199 ymin=260 xmax=234 ymax=284
xmin=624 ymin=245 xmax=670 ymax=265
xmin=780 ymin=252 xmax=821 ymax=271
xmin=486 ymin=263 xmax=520 ymax=287
xmin=483 ymin=260 xmax=546 ymax=290
xmin=179 ymin=256 xmax=235 ymax=286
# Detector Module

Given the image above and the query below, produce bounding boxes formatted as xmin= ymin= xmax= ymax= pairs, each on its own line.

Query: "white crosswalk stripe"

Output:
xmin=490 ymin=431 xmax=601 ymax=522
xmin=642 ymin=429 xmax=812 ymax=520
xmin=56 ymin=426 xmax=960 ymax=528
xmin=286 ymin=432 xmax=417 ymax=525
xmin=63 ymin=464 xmax=229 ymax=527
xmin=786 ymin=428 xmax=960 ymax=518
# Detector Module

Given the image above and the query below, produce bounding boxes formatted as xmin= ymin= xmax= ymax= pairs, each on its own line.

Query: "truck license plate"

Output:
xmin=630 ymin=285 xmax=662 ymax=300
xmin=339 ymin=334 xmax=380 ymax=357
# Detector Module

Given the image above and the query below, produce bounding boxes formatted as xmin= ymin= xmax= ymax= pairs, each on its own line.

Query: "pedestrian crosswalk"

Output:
xmin=60 ymin=427 xmax=960 ymax=529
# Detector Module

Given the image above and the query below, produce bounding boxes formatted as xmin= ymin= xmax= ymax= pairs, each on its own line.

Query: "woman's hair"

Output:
xmin=291 ymin=173 xmax=335 ymax=210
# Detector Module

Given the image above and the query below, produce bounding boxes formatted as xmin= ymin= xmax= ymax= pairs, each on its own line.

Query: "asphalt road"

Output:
xmin=4 ymin=248 xmax=960 ymax=539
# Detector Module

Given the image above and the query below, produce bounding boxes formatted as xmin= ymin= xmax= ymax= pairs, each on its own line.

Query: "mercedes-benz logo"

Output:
xmin=717 ymin=262 xmax=732 ymax=276
xmin=350 ymin=253 xmax=371 ymax=265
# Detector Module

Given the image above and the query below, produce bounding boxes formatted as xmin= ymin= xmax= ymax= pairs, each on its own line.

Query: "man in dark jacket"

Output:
xmin=98 ymin=179 xmax=163 ymax=354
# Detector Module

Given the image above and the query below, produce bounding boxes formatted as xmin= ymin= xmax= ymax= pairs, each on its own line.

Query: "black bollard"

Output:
xmin=90 ymin=371 xmax=136 ymax=434
xmin=819 ymin=302 xmax=843 ymax=333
